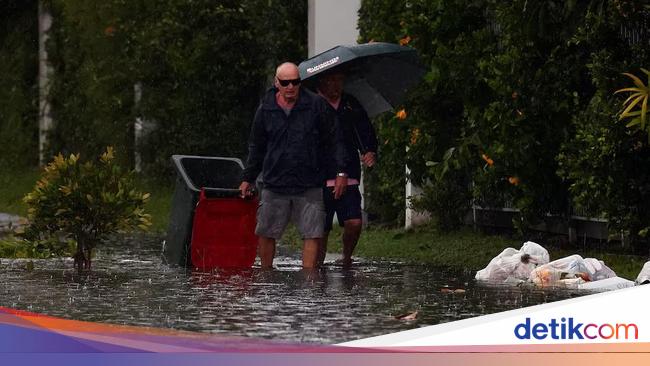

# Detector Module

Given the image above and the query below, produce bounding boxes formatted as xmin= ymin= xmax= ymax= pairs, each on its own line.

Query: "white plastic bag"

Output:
xmin=475 ymin=241 xmax=549 ymax=282
xmin=578 ymin=277 xmax=635 ymax=292
xmin=583 ymin=258 xmax=617 ymax=281
xmin=520 ymin=241 xmax=550 ymax=264
xmin=559 ymin=277 xmax=587 ymax=287
xmin=636 ymin=261 xmax=650 ymax=285
xmin=475 ymin=247 xmax=522 ymax=282
xmin=530 ymin=267 xmax=565 ymax=287
xmin=530 ymin=255 xmax=590 ymax=287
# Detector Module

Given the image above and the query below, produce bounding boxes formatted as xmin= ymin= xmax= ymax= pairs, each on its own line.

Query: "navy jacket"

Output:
xmin=325 ymin=93 xmax=378 ymax=181
xmin=241 ymin=87 xmax=348 ymax=194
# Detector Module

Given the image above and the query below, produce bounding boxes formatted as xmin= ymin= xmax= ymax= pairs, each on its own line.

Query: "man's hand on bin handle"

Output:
xmin=239 ymin=181 xmax=255 ymax=199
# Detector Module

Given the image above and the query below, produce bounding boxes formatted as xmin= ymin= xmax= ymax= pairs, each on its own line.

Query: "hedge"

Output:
xmin=359 ymin=0 xmax=650 ymax=247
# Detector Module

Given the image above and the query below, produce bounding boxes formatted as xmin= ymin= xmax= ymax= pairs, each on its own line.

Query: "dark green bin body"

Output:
xmin=163 ymin=155 xmax=244 ymax=267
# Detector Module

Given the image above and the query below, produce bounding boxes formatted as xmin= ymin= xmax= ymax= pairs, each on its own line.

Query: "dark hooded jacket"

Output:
xmin=241 ymin=87 xmax=348 ymax=194
xmin=324 ymin=93 xmax=378 ymax=181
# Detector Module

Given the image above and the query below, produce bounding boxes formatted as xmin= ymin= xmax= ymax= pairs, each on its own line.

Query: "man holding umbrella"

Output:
xmin=299 ymin=43 xmax=424 ymax=267
xmin=316 ymin=70 xmax=378 ymax=267
xmin=239 ymin=62 xmax=349 ymax=269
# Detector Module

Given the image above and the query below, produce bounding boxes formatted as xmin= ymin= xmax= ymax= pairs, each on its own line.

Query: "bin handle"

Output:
xmin=199 ymin=187 xmax=244 ymax=200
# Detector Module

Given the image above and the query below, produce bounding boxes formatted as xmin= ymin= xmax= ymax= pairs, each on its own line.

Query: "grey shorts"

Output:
xmin=255 ymin=188 xmax=326 ymax=240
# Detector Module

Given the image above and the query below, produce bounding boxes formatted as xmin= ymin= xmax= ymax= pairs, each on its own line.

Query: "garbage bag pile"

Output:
xmin=475 ymin=241 xmax=645 ymax=292
xmin=475 ymin=241 xmax=549 ymax=283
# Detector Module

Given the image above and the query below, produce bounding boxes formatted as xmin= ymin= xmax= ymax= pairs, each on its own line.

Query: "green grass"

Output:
xmin=134 ymin=177 xmax=174 ymax=233
xmin=314 ymin=225 xmax=520 ymax=270
xmin=0 ymin=166 xmax=174 ymax=234
xmin=0 ymin=166 xmax=40 ymax=216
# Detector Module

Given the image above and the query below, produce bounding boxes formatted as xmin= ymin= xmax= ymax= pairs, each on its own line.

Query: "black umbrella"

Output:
xmin=298 ymin=42 xmax=425 ymax=118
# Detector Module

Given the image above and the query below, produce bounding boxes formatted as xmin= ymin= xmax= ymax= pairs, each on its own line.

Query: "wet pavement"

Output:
xmin=0 ymin=234 xmax=588 ymax=344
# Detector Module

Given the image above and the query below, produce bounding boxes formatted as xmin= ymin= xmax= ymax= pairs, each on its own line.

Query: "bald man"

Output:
xmin=240 ymin=63 xmax=349 ymax=269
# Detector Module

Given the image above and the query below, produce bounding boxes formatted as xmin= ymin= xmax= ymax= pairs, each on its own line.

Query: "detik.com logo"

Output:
xmin=514 ymin=317 xmax=638 ymax=340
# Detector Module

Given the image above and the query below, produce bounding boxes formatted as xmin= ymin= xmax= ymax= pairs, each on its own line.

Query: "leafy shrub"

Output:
xmin=558 ymin=91 xmax=650 ymax=252
xmin=363 ymin=112 xmax=408 ymax=226
xmin=23 ymin=147 xmax=151 ymax=271
xmin=410 ymin=170 xmax=471 ymax=232
xmin=615 ymin=68 xmax=650 ymax=142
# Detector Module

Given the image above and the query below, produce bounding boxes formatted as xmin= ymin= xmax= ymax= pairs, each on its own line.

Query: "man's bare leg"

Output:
xmin=341 ymin=219 xmax=362 ymax=266
xmin=317 ymin=231 xmax=330 ymax=267
xmin=258 ymin=236 xmax=276 ymax=269
xmin=303 ymin=238 xmax=319 ymax=269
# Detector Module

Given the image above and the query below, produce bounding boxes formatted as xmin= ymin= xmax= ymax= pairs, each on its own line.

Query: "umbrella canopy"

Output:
xmin=298 ymin=42 xmax=425 ymax=117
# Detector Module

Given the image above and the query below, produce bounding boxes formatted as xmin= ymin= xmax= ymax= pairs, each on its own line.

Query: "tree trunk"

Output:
xmin=73 ymin=235 xmax=93 ymax=273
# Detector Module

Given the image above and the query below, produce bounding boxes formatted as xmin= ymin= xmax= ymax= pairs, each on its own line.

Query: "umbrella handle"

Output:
xmin=352 ymin=122 xmax=367 ymax=155
xmin=352 ymin=122 xmax=376 ymax=171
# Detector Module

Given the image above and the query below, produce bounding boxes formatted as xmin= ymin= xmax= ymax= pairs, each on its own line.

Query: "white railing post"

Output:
xmin=405 ymin=152 xmax=430 ymax=229
xmin=38 ymin=1 xmax=53 ymax=166
xmin=134 ymin=82 xmax=143 ymax=172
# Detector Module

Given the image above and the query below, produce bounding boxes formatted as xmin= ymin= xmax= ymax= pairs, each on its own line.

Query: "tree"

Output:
xmin=23 ymin=147 xmax=151 ymax=272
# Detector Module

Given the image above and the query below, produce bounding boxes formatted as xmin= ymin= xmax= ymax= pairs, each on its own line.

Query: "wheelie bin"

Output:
xmin=163 ymin=155 xmax=257 ymax=269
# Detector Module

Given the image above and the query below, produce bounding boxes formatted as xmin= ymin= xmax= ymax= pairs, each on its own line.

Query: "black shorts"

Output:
xmin=323 ymin=185 xmax=362 ymax=231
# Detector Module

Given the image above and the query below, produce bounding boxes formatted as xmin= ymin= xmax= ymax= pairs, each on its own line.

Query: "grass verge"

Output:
xmin=0 ymin=166 xmax=173 ymax=234
xmin=0 ymin=167 xmax=40 ymax=216
xmin=134 ymin=176 xmax=174 ymax=233
xmin=287 ymin=224 xmax=647 ymax=280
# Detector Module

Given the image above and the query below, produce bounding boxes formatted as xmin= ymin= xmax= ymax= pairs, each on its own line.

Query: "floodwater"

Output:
xmin=0 ymin=235 xmax=587 ymax=344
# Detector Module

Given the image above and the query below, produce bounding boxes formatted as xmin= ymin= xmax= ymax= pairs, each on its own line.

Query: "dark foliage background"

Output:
xmin=359 ymin=0 xmax=650 ymax=245
xmin=1 ymin=0 xmax=307 ymax=180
